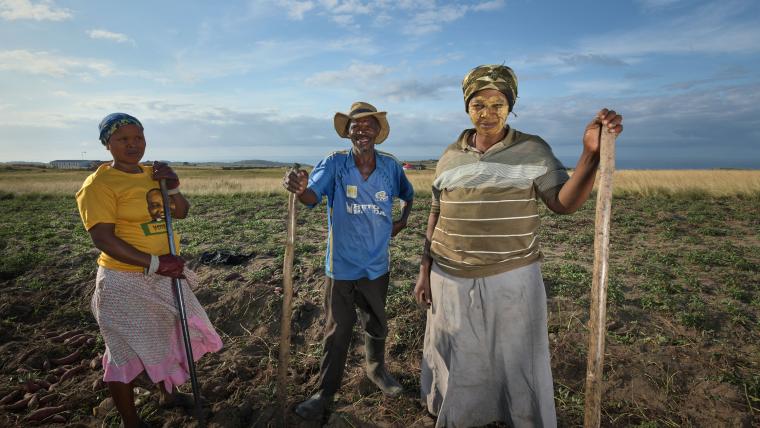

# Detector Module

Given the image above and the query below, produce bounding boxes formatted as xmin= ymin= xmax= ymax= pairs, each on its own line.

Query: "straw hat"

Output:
xmin=333 ymin=101 xmax=389 ymax=145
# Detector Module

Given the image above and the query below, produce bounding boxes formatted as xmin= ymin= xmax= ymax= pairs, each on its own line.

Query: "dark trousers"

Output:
xmin=318 ymin=273 xmax=390 ymax=395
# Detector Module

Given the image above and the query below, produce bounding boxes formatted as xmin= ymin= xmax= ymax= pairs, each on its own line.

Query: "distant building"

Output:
xmin=402 ymin=162 xmax=425 ymax=170
xmin=49 ymin=160 xmax=101 ymax=169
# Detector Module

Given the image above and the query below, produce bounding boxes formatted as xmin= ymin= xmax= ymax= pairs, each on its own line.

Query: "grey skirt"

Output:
xmin=421 ymin=262 xmax=556 ymax=428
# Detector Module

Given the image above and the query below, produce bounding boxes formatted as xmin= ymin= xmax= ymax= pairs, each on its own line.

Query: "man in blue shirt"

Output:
xmin=284 ymin=101 xmax=414 ymax=420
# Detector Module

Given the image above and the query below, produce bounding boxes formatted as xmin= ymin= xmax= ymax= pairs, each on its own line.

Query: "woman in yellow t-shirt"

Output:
xmin=76 ymin=113 xmax=222 ymax=428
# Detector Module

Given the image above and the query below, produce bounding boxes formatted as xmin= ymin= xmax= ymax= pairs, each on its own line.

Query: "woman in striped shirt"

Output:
xmin=414 ymin=65 xmax=623 ymax=428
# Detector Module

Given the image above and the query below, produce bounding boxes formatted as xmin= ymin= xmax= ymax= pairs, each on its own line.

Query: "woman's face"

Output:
xmin=467 ymin=89 xmax=509 ymax=137
xmin=106 ymin=124 xmax=145 ymax=166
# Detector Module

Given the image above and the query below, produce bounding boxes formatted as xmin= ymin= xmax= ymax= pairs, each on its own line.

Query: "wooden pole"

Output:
xmin=277 ymin=166 xmax=298 ymax=424
xmin=583 ymin=128 xmax=617 ymax=428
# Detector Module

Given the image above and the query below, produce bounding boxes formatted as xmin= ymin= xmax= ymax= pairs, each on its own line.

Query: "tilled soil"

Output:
xmin=1 ymin=193 xmax=758 ymax=427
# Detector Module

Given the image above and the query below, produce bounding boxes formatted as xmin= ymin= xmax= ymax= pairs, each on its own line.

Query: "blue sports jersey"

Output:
xmin=307 ymin=149 xmax=414 ymax=280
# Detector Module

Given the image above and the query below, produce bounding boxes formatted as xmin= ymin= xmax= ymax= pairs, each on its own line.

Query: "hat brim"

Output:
xmin=334 ymin=111 xmax=389 ymax=145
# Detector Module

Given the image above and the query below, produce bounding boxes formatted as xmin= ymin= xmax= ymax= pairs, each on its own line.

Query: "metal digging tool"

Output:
xmin=582 ymin=127 xmax=618 ymax=428
xmin=159 ymin=179 xmax=203 ymax=425
xmin=277 ymin=163 xmax=299 ymax=424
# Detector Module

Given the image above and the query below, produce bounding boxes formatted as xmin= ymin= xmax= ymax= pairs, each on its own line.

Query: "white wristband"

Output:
xmin=144 ymin=255 xmax=159 ymax=275
xmin=167 ymin=187 xmax=180 ymax=195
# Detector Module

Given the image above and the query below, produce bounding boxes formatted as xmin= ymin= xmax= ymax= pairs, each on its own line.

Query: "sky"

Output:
xmin=1 ymin=0 xmax=759 ymax=168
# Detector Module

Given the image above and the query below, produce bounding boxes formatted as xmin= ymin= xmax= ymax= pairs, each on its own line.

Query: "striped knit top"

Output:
xmin=430 ymin=127 xmax=570 ymax=278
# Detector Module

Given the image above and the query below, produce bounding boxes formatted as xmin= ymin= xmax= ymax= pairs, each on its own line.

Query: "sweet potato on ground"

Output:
xmin=41 ymin=414 xmax=66 ymax=424
xmin=57 ymin=365 xmax=85 ymax=383
xmin=0 ymin=389 xmax=22 ymax=405
xmin=24 ymin=405 xmax=66 ymax=422
xmin=50 ymin=350 xmax=80 ymax=366
xmin=2 ymin=395 xmax=32 ymax=411
xmin=49 ymin=330 xmax=83 ymax=343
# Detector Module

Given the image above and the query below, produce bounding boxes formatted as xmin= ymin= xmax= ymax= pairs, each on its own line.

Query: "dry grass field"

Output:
xmin=1 ymin=165 xmax=760 ymax=196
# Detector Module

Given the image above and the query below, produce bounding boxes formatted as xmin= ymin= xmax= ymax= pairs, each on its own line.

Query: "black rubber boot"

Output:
xmin=364 ymin=333 xmax=403 ymax=396
xmin=294 ymin=391 xmax=333 ymax=420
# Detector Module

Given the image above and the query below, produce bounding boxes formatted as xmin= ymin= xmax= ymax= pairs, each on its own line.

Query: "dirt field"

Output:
xmin=0 ymin=179 xmax=758 ymax=426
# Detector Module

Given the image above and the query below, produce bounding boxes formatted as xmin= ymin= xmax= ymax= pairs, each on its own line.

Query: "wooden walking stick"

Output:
xmin=277 ymin=164 xmax=299 ymax=423
xmin=583 ymin=127 xmax=617 ymax=428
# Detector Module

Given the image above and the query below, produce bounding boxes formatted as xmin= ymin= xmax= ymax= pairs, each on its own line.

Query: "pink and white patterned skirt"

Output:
xmin=92 ymin=266 xmax=223 ymax=392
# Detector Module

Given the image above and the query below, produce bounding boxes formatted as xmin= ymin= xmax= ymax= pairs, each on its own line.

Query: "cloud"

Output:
xmin=87 ymin=29 xmax=135 ymax=45
xmin=635 ymin=0 xmax=683 ymax=11
xmin=559 ymin=54 xmax=628 ymax=67
xmin=403 ymin=4 xmax=467 ymax=35
xmin=578 ymin=0 xmax=760 ymax=56
xmin=502 ymin=1 xmax=756 ymax=78
xmin=427 ymin=52 xmax=464 ymax=66
xmin=565 ymin=79 xmax=634 ymax=95
xmin=375 ymin=75 xmax=459 ymax=101
xmin=305 ymin=62 xmax=459 ymax=101
xmin=271 ymin=0 xmax=506 ymax=35
xmin=0 ymin=50 xmax=113 ymax=78
xmin=373 ymin=12 xmax=392 ymax=26
xmin=505 ymin=51 xmax=630 ymax=77
xmin=512 ymin=80 xmax=760 ymax=156
xmin=472 ymin=0 xmax=505 ymax=12
xmin=324 ymin=0 xmax=371 ymax=15
xmin=383 ymin=0 xmax=435 ymax=10
xmin=0 ymin=50 xmax=170 ymax=83
xmin=662 ymin=64 xmax=751 ymax=90
xmin=306 ymin=62 xmax=393 ymax=85
xmin=331 ymin=14 xmax=353 ymax=25
xmin=0 ymin=0 xmax=71 ymax=21
xmin=285 ymin=0 xmax=314 ymax=20
xmin=401 ymin=0 xmax=506 ymax=35
xmin=3 ymin=80 xmax=759 ymax=167
xmin=172 ymin=37 xmax=377 ymax=81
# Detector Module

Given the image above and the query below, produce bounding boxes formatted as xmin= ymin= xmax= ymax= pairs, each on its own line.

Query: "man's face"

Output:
xmin=348 ymin=116 xmax=380 ymax=155
xmin=147 ymin=191 xmax=164 ymax=220
xmin=468 ymin=89 xmax=509 ymax=138
xmin=147 ymin=190 xmax=174 ymax=221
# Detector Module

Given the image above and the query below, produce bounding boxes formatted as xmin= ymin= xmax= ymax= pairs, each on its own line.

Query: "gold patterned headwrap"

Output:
xmin=461 ymin=64 xmax=518 ymax=113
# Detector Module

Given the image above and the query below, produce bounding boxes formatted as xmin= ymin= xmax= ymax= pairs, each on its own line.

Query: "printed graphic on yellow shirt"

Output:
xmin=141 ymin=188 xmax=176 ymax=236
xmin=346 ymin=185 xmax=358 ymax=199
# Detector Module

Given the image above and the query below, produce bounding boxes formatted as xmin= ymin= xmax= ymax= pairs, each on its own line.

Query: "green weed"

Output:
xmin=1 ymin=187 xmax=759 ymax=427
xmin=544 ymin=262 xmax=591 ymax=299
xmin=680 ymin=295 xmax=708 ymax=329
xmin=0 ymin=250 xmax=44 ymax=280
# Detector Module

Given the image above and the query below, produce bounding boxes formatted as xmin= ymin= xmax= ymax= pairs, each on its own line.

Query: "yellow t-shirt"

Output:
xmin=76 ymin=163 xmax=181 ymax=272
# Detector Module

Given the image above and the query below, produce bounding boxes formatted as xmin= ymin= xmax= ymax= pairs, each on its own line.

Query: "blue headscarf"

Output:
xmin=98 ymin=113 xmax=143 ymax=145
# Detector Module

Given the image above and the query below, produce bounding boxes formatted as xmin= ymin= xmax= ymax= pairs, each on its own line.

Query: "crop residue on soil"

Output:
xmin=1 ymin=192 xmax=758 ymax=427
